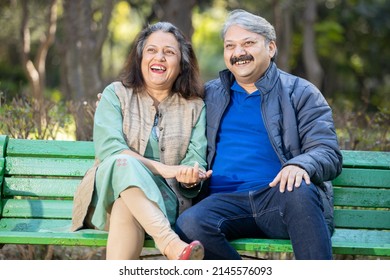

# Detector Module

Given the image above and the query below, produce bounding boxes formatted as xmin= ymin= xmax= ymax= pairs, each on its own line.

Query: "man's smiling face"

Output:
xmin=223 ymin=25 xmax=276 ymax=85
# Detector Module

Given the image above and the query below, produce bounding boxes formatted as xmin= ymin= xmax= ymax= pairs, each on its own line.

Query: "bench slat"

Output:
xmin=341 ymin=150 xmax=390 ymax=169
xmin=0 ymin=135 xmax=7 ymax=157
xmin=334 ymin=209 xmax=390 ymax=229
xmin=6 ymin=139 xmax=94 ymax=158
xmin=331 ymin=228 xmax=390 ymax=256
xmin=0 ymin=230 xmax=158 ymax=248
xmin=332 ymin=168 xmax=390 ymax=188
xmin=227 ymin=228 xmax=390 ymax=256
xmin=3 ymin=177 xmax=80 ymax=198
xmin=0 ymin=158 xmax=4 ymax=180
xmin=333 ymin=187 xmax=390 ymax=208
xmin=0 ymin=218 xmax=71 ymax=232
xmin=5 ymin=157 xmax=94 ymax=177
xmin=4 ymin=199 xmax=389 ymax=229
xmin=1 ymin=225 xmax=388 ymax=256
xmin=1 ymin=199 xmax=72 ymax=219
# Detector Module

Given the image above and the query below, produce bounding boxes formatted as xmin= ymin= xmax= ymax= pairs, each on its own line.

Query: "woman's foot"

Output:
xmin=178 ymin=240 xmax=204 ymax=260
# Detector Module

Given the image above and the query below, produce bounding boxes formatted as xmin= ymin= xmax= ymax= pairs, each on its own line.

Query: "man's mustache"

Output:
xmin=230 ymin=55 xmax=254 ymax=65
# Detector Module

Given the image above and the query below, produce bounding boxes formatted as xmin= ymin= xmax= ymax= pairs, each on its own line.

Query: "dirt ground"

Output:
xmin=0 ymin=244 xmax=274 ymax=260
xmin=0 ymin=244 xmax=165 ymax=260
xmin=1 ymin=244 xmax=386 ymax=260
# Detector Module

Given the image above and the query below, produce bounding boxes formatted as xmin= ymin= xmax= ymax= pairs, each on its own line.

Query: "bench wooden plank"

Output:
xmin=332 ymin=168 xmax=390 ymax=188
xmin=1 ymin=227 xmax=388 ymax=256
xmin=0 ymin=158 xmax=4 ymax=180
xmin=1 ymin=199 xmax=72 ymax=219
xmin=225 ymin=228 xmax=390 ymax=256
xmin=6 ymin=139 xmax=95 ymax=158
xmin=331 ymin=229 xmax=390 ymax=256
xmin=0 ymin=230 xmax=158 ymax=248
xmin=3 ymin=203 xmax=389 ymax=230
xmin=333 ymin=187 xmax=390 ymax=208
xmin=0 ymin=218 xmax=71 ymax=232
xmin=0 ymin=231 xmax=108 ymax=247
xmin=3 ymin=178 xmax=79 ymax=198
xmin=0 ymin=158 xmax=4 ymax=216
xmin=0 ymin=135 xmax=7 ymax=157
xmin=341 ymin=150 xmax=390 ymax=169
xmin=5 ymin=157 xmax=93 ymax=177
xmin=334 ymin=209 xmax=390 ymax=229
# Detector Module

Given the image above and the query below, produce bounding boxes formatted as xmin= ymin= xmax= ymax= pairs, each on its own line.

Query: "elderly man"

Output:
xmin=175 ymin=9 xmax=342 ymax=260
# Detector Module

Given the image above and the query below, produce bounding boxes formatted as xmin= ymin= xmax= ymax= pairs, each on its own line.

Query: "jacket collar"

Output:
xmin=219 ymin=61 xmax=279 ymax=95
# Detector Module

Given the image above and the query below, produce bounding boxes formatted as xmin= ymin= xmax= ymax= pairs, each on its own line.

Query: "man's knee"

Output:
xmin=177 ymin=207 xmax=199 ymax=230
xmin=175 ymin=208 xmax=201 ymax=241
xmin=281 ymin=183 xmax=323 ymax=214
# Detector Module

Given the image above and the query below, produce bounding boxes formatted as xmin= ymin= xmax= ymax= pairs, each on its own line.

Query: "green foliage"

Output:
xmin=315 ymin=20 xmax=344 ymax=58
xmin=0 ymin=0 xmax=389 ymax=147
xmin=333 ymin=103 xmax=390 ymax=151
xmin=102 ymin=1 xmax=143 ymax=81
xmin=0 ymin=93 xmax=75 ymax=140
xmin=320 ymin=0 xmax=390 ymax=111
xmin=192 ymin=5 xmax=227 ymax=81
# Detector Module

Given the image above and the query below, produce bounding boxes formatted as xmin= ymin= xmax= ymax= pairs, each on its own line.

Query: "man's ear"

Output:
xmin=268 ymin=41 xmax=277 ymax=60
xmin=268 ymin=41 xmax=276 ymax=55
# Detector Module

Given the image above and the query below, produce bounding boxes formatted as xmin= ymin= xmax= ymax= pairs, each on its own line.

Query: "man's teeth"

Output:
xmin=235 ymin=60 xmax=251 ymax=65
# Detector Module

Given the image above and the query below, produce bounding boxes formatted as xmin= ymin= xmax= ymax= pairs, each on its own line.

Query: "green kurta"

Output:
xmin=90 ymin=84 xmax=207 ymax=230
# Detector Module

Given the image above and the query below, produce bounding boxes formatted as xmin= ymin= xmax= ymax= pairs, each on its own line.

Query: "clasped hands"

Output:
xmin=175 ymin=162 xmax=213 ymax=189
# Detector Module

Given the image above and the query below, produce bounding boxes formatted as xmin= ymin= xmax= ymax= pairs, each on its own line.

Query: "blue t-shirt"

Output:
xmin=209 ymin=81 xmax=281 ymax=193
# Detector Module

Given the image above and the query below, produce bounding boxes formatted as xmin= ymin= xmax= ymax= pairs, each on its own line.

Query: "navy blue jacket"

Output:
xmin=202 ymin=62 xmax=343 ymax=231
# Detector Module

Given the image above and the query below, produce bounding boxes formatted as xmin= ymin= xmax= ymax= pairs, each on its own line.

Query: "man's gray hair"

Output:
xmin=222 ymin=9 xmax=276 ymax=43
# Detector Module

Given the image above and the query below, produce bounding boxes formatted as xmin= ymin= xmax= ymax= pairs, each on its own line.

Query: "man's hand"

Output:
xmin=269 ymin=165 xmax=310 ymax=192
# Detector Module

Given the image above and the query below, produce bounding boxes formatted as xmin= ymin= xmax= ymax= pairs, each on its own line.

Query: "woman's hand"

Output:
xmin=175 ymin=162 xmax=212 ymax=187
xmin=120 ymin=151 xmax=212 ymax=186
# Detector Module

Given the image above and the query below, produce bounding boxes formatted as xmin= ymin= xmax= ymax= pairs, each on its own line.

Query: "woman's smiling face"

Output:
xmin=141 ymin=30 xmax=182 ymax=92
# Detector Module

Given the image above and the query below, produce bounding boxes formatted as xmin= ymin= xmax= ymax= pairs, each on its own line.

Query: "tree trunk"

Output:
xmin=20 ymin=0 xmax=58 ymax=138
xmin=302 ymin=0 xmax=323 ymax=89
xmin=273 ymin=0 xmax=293 ymax=72
xmin=61 ymin=0 xmax=114 ymax=140
xmin=155 ymin=0 xmax=197 ymax=39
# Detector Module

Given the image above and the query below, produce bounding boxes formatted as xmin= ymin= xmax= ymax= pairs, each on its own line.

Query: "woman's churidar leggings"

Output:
xmin=106 ymin=187 xmax=187 ymax=260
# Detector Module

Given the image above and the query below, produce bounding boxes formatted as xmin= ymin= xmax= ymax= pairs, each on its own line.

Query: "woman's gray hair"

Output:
xmin=222 ymin=9 xmax=276 ymax=43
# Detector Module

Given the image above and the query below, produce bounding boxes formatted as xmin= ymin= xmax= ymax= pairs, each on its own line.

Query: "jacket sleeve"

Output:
xmin=283 ymin=84 xmax=343 ymax=184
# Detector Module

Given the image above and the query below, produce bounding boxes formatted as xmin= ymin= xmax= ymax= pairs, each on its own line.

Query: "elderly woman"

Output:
xmin=71 ymin=22 xmax=212 ymax=260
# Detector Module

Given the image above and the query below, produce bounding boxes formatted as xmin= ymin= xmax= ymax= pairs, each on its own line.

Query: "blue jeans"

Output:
xmin=175 ymin=183 xmax=332 ymax=260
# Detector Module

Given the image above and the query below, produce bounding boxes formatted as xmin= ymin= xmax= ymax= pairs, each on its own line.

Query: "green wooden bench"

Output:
xmin=1 ymin=135 xmax=389 ymax=258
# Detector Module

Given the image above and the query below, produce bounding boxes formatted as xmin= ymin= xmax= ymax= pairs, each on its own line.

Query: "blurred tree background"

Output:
xmin=0 ymin=0 xmax=389 ymax=150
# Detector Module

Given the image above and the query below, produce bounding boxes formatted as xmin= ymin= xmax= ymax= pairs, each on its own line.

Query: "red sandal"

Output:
xmin=178 ymin=240 xmax=204 ymax=260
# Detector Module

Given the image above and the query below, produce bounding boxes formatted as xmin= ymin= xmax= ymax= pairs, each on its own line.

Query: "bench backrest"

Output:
xmin=332 ymin=150 xmax=390 ymax=230
xmin=0 ymin=136 xmax=94 ymax=232
xmin=1 ymin=136 xmax=390 ymax=233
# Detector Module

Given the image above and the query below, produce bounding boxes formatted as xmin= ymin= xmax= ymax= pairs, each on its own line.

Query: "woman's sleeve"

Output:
xmin=180 ymin=106 xmax=207 ymax=169
xmin=179 ymin=106 xmax=208 ymax=197
xmin=93 ymin=84 xmax=129 ymax=161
